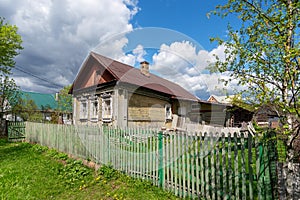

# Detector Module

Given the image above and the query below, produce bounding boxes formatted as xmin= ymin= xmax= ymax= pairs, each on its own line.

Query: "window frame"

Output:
xmin=79 ymin=99 xmax=88 ymax=120
xmin=165 ymin=104 xmax=172 ymax=121
xmin=90 ymin=96 xmax=99 ymax=122
xmin=101 ymin=93 xmax=113 ymax=122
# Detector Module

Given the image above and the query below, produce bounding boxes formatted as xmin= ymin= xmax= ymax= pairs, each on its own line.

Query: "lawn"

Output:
xmin=0 ymin=139 xmax=180 ymax=200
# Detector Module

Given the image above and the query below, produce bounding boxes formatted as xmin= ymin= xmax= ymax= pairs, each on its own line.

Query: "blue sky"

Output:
xmin=132 ymin=0 xmax=230 ymax=50
xmin=0 ymin=0 xmax=242 ymax=99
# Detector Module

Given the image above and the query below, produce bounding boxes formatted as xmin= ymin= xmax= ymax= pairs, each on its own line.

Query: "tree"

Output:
xmin=17 ymin=98 xmax=43 ymax=122
xmin=0 ymin=17 xmax=23 ymax=118
xmin=0 ymin=76 xmax=21 ymax=118
xmin=57 ymin=85 xmax=72 ymax=113
xmin=210 ymin=0 xmax=299 ymax=198
xmin=56 ymin=85 xmax=73 ymax=124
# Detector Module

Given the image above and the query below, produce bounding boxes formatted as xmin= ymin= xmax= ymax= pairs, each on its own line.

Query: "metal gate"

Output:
xmin=7 ymin=121 xmax=25 ymax=141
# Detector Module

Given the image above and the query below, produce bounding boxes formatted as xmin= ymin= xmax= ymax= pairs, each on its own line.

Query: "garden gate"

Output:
xmin=7 ymin=121 xmax=25 ymax=141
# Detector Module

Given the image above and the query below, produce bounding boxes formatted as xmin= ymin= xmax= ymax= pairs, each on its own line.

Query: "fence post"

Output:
xmin=158 ymin=131 xmax=164 ymax=188
xmin=248 ymin=133 xmax=254 ymax=200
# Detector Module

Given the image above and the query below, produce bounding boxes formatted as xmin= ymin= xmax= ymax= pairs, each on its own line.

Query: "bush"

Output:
xmin=97 ymin=164 xmax=120 ymax=180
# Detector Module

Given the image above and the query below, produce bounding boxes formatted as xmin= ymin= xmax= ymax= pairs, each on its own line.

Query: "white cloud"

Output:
xmin=14 ymin=77 xmax=58 ymax=93
xmin=116 ymin=44 xmax=146 ymax=66
xmin=0 ymin=0 xmax=139 ymax=92
xmin=151 ymin=41 xmax=242 ymax=99
xmin=0 ymin=0 xmax=241 ymax=98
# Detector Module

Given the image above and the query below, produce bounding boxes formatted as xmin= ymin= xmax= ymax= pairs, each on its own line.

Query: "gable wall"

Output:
xmin=73 ymin=56 xmax=115 ymax=91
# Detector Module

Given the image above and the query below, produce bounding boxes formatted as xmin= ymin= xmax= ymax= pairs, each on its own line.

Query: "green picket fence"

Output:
xmin=25 ymin=122 xmax=276 ymax=199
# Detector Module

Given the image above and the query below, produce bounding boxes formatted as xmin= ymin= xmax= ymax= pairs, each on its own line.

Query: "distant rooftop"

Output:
xmin=21 ymin=91 xmax=57 ymax=110
xmin=207 ymin=95 xmax=233 ymax=104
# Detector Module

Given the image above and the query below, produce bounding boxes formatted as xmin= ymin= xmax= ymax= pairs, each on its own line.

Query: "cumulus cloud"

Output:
xmin=151 ymin=41 xmax=241 ymax=99
xmin=0 ymin=0 xmax=139 ymax=93
xmin=0 ymin=0 xmax=241 ymax=99
xmin=116 ymin=44 xmax=146 ymax=66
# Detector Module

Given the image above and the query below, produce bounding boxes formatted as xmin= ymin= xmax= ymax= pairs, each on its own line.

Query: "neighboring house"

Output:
xmin=70 ymin=52 xmax=251 ymax=129
xmin=207 ymin=95 xmax=253 ymax=127
xmin=6 ymin=91 xmax=72 ymax=124
xmin=20 ymin=91 xmax=58 ymax=121
xmin=207 ymin=95 xmax=233 ymax=104
xmin=253 ymin=105 xmax=280 ymax=128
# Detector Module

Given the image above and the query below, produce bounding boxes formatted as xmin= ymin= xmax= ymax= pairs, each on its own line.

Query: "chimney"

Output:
xmin=55 ymin=92 xmax=59 ymax=101
xmin=140 ymin=61 xmax=150 ymax=77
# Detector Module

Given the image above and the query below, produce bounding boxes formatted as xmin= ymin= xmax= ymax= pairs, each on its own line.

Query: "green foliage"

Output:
xmin=14 ymin=96 xmax=45 ymax=122
xmin=98 ymin=164 xmax=120 ymax=180
xmin=57 ymin=85 xmax=72 ymax=113
xmin=45 ymin=148 xmax=68 ymax=160
xmin=0 ymin=18 xmax=23 ymax=118
xmin=41 ymin=147 xmax=90 ymax=186
xmin=0 ymin=17 xmax=23 ymax=72
xmin=210 ymin=0 xmax=300 ymax=159
xmin=58 ymin=159 xmax=91 ymax=187
xmin=0 ymin=76 xmax=20 ymax=116
xmin=31 ymin=143 xmax=49 ymax=153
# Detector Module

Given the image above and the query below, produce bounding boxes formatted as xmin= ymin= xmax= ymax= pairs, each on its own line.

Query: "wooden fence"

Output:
xmin=25 ymin=122 xmax=277 ymax=199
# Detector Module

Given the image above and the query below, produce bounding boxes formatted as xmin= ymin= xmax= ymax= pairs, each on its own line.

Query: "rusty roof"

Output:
xmin=74 ymin=51 xmax=199 ymax=101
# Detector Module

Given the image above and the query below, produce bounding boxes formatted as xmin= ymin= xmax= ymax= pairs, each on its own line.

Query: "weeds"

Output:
xmin=58 ymin=159 xmax=91 ymax=187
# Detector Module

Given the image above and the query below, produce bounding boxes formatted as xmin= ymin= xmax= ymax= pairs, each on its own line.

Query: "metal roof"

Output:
xmin=90 ymin=51 xmax=199 ymax=101
xmin=21 ymin=91 xmax=57 ymax=110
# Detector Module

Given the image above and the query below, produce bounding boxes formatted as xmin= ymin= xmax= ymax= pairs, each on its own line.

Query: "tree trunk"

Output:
xmin=277 ymin=161 xmax=300 ymax=200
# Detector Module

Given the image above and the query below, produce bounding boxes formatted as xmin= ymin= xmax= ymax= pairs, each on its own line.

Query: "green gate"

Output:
xmin=7 ymin=121 xmax=26 ymax=141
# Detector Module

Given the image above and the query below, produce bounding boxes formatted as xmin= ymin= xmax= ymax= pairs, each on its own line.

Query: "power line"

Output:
xmin=14 ymin=65 xmax=65 ymax=89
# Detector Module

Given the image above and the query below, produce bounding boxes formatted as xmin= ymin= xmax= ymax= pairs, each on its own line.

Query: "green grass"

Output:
xmin=0 ymin=139 xmax=180 ymax=200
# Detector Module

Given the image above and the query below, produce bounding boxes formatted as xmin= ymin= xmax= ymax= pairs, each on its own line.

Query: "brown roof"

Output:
xmin=73 ymin=51 xmax=199 ymax=101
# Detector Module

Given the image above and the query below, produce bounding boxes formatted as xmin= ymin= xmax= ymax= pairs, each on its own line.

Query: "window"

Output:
xmin=165 ymin=104 xmax=172 ymax=121
xmin=80 ymin=101 xmax=87 ymax=119
xmin=102 ymin=94 xmax=112 ymax=122
xmin=90 ymin=97 xmax=99 ymax=121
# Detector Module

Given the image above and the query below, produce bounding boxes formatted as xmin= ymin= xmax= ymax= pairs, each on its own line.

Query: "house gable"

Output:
xmin=207 ymin=95 xmax=232 ymax=104
xmin=90 ymin=52 xmax=199 ymax=102
xmin=72 ymin=53 xmax=116 ymax=93
xmin=207 ymin=95 xmax=218 ymax=103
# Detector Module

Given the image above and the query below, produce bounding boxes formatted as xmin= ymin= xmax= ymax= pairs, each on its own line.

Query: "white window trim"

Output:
xmin=101 ymin=93 xmax=113 ymax=122
xmin=90 ymin=97 xmax=99 ymax=122
xmin=79 ymin=99 xmax=88 ymax=120
xmin=165 ymin=104 xmax=172 ymax=121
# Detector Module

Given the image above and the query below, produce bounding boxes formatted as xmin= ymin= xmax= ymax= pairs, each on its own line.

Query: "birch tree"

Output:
xmin=210 ymin=0 xmax=299 ymax=198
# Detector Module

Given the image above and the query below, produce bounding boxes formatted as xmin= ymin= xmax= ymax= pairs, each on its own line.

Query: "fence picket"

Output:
xmin=170 ymin=133 xmax=174 ymax=193
xmin=203 ymin=133 xmax=208 ymax=198
xmin=240 ymin=132 xmax=247 ymax=200
xmin=191 ymin=132 xmax=196 ymax=197
xmin=174 ymin=133 xmax=179 ymax=196
xmin=195 ymin=132 xmax=200 ymax=198
xmin=211 ymin=133 xmax=216 ymax=200
xmin=215 ymin=135 xmax=221 ymax=200
xmin=228 ymin=133 xmax=233 ymax=199
xmin=24 ymin=122 xmax=276 ymax=200
xmin=186 ymin=134 xmax=191 ymax=198
xmin=234 ymin=132 xmax=239 ymax=199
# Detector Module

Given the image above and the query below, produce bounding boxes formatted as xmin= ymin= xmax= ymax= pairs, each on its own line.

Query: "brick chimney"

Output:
xmin=140 ymin=61 xmax=150 ymax=77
